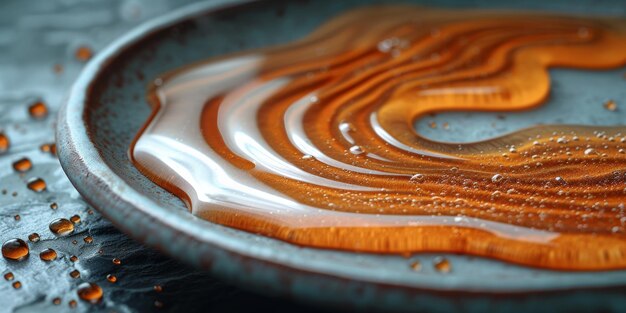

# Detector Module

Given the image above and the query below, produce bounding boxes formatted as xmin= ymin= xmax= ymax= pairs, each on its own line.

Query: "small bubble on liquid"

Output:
xmin=28 ymin=233 xmax=40 ymax=243
xmin=12 ymin=281 xmax=21 ymax=289
xmin=27 ymin=178 xmax=47 ymax=192
xmin=12 ymin=158 xmax=32 ymax=172
xmin=410 ymin=260 xmax=422 ymax=271
xmin=4 ymin=272 xmax=14 ymax=281
xmin=40 ymin=248 xmax=57 ymax=261
xmin=410 ymin=174 xmax=424 ymax=182
xmin=28 ymin=101 xmax=48 ymax=119
xmin=584 ymin=148 xmax=598 ymax=156
xmin=433 ymin=257 xmax=451 ymax=273
xmin=75 ymin=45 xmax=93 ymax=62
xmin=2 ymin=238 xmax=29 ymax=261
xmin=69 ymin=270 xmax=80 ymax=279
xmin=491 ymin=174 xmax=503 ymax=183
xmin=301 ymin=154 xmax=314 ymax=160
xmin=77 ymin=282 xmax=103 ymax=303
xmin=106 ymin=274 xmax=117 ymax=283
xmin=349 ymin=145 xmax=364 ymax=155
xmin=49 ymin=218 xmax=75 ymax=236
xmin=604 ymin=99 xmax=617 ymax=111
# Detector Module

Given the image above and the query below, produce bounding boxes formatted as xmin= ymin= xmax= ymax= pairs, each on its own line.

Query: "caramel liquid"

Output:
xmin=131 ymin=6 xmax=626 ymax=270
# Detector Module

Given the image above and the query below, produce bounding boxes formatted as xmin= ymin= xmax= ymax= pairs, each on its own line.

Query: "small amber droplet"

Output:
xmin=77 ymin=282 xmax=103 ymax=303
xmin=0 ymin=133 xmax=9 ymax=154
xmin=49 ymin=218 xmax=75 ymax=236
xmin=153 ymin=285 xmax=163 ymax=292
xmin=27 ymin=178 xmax=47 ymax=192
xmin=70 ymin=215 xmax=81 ymax=224
xmin=2 ymin=238 xmax=29 ymax=261
xmin=154 ymin=300 xmax=163 ymax=308
xmin=14 ymin=215 xmax=20 ymax=221
xmin=69 ymin=270 xmax=80 ymax=279
xmin=28 ymin=101 xmax=48 ymax=119
xmin=50 ymin=202 xmax=58 ymax=210
xmin=12 ymin=281 xmax=22 ymax=289
xmin=28 ymin=233 xmax=40 ymax=243
xmin=52 ymin=298 xmax=61 ymax=305
xmin=106 ymin=274 xmax=117 ymax=283
xmin=40 ymin=248 xmax=58 ymax=261
xmin=83 ymin=236 xmax=93 ymax=244
xmin=112 ymin=258 xmax=121 ymax=265
xmin=410 ymin=260 xmax=422 ymax=271
xmin=69 ymin=300 xmax=77 ymax=308
xmin=39 ymin=143 xmax=57 ymax=155
xmin=433 ymin=257 xmax=452 ymax=273
xmin=75 ymin=46 xmax=93 ymax=62
xmin=12 ymin=158 xmax=32 ymax=172
xmin=70 ymin=255 xmax=78 ymax=262
xmin=604 ymin=99 xmax=617 ymax=111
xmin=4 ymin=272 xmax=14 ymax=281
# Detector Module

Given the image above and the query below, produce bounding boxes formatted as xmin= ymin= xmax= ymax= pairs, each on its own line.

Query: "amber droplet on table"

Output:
xmin=131 ymin=5 xmax=626 ymax=270
xmin=27 ymin=178 xmax=46 ymax=192
xmin=409 ymin=260 xmax=422 ymax=272
xmin=2 ymin=238 xmax=29 ymax=261
xmin=12 ymin=281 xmax=22 ymax=289
xmin=434 ymin=257 xmax=452 ymax=274
xmin=0 ymin=133 xmax=9 ymax=154
xmin=83 ymin=236 xmax=93 ymax=244
xmin=604 ymin=99 xmax=618 ymax=111
xmin=68 ymin=300 xmax=77 ymax=308
xmin=52 ymin=298 xmax=61 ymax=305
xmin=112 ymin=258 xmax=121 ymax=265
xmin=69 ymin=215 xmax=81 ymax=224
xmin=49 ymin=218 xmax=74 ymax=236
xmin=75 ymin=45 xmax=93 ymax=62
xmin=40 ymin=143 xmax=57 ymax=155
xmin=69 ymin=255 xmax=78 ymax=262
xmin=28 ymin=101 xmax=48 ymax=119
xmin=39 ymin=248 xmax=57 ymax=261
xmin=77 ymin=282 xmax=103 ymax=303
xmin=28 ymin=233 xmax=40 ymax=243
xmin=4 ymin=272 xmax=14 ymax=281
xmin=50 ymin=202 xmax=58 ymax=210
xmin=106 ymin=274 xmax=117 ymax=283
xmin=153 ymin=285 xmax=163 ymax=292
xmin=12 ymin=157 xmax=32 ymax=172
xmin=69 ymin=270 xmax=80 ymax=279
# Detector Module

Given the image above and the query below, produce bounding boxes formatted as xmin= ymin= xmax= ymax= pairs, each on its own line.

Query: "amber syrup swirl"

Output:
xmin=131 ymin=6 xmax=626 ymax=270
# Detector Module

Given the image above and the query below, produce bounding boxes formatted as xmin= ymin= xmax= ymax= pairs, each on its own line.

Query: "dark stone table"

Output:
xmin=0 ymin=1 xmax=327 ymax=312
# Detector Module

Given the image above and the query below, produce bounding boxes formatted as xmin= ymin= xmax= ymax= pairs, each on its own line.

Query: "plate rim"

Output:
xmin=56 ymin=0 xmax=626 ymax=309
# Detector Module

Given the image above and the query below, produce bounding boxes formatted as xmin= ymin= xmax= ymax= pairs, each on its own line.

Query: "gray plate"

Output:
xmin=57 ymin=0 xmax=626 ymax=312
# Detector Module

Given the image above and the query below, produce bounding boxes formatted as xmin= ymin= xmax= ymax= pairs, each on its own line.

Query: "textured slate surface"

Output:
xmin=0 ymin=1 xmax=326 ymax=312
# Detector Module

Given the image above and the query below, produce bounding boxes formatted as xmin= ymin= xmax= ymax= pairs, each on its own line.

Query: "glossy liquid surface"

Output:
xmin=131 ymin=6 xmax=626 ymax=270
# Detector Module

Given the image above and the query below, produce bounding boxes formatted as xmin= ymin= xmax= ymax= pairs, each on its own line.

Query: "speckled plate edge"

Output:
xmin=56 ymin=0 xmax=626 ymax=311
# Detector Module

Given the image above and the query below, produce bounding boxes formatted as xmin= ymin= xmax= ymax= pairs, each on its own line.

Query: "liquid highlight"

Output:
xmin=131 ymin=6 xmax=626 ymax=270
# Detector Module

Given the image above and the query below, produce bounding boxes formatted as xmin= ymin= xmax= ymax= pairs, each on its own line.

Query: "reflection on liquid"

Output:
xmin=131 ymin=6 xmax=626 ymax=270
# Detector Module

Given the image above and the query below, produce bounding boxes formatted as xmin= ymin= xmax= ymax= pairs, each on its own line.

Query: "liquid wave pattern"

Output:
xmin=131 ymin=6 xmax=626 ymax=270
